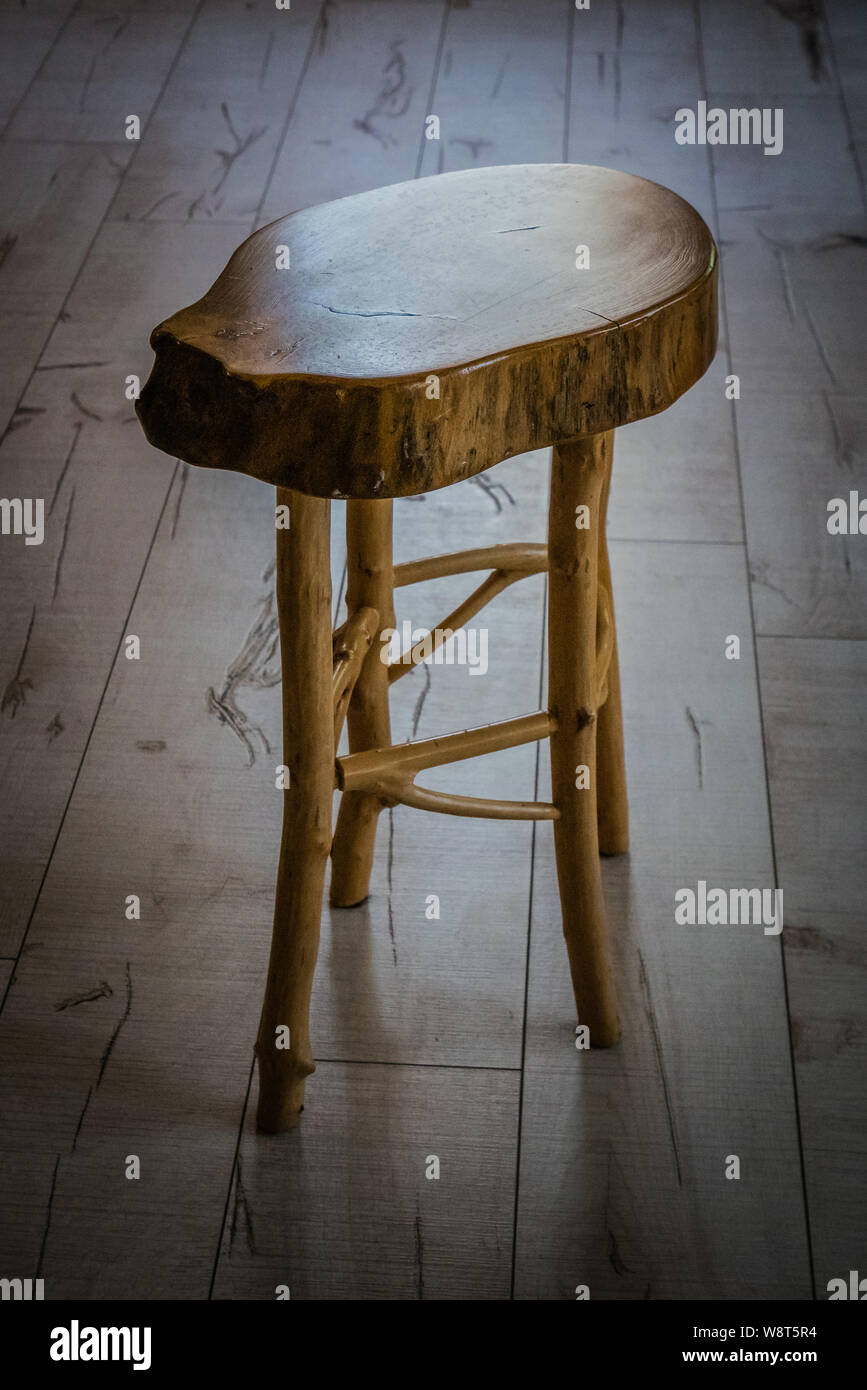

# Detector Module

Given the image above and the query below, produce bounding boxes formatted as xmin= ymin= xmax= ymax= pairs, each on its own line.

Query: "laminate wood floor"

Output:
xmin=0 ymin=0 xmax=863 ymax=1300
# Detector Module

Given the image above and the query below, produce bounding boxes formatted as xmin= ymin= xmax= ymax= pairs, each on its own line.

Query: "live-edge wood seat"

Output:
xmin=137 ymin=163 xmax=718 ymax=1132
xmin=137 ymin=163 xmax=716 ymax=499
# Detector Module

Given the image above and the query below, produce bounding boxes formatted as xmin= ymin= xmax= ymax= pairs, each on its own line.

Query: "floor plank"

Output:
xmin=0 ymin=0 xmax=76 ymax=131
xmin=826 ymin=0 xmax=867 ymax=199
xmin=515 ymin=541 xmax=812 ymax=1299
xmin=0 ymin=139 xmax=132 ymax=430
xmin=567 ymin=44 xmax=714 ymax=225
xmin=709 ymin=93 xmax=860 ymax=217
xmin=699 ymin=0 xmax=835 ymax=94
xmin=561 ymin=8 xmax=739 ymax=543
xmin=0 ymin=439 xmax=538 ymax=1297
xmin=0 ymin=221 xmax=246 ymax=957
xmin=258 ymin=0 xmax=446 ymax=225
xmin=416 ymin=0 xmax=568 ymax=176
xmin=719 ymin=210 xmax=867 ymax=398
xmin=738 ymin=392 xmax=867 ymax=638
xmin=109 ymin=0 xmax=321 ymax=225
xmin=7 ymin=0 xmax=200 ymax=144
xmin=214 ymin=1063 xmax=519 ymax=1300
xmin=759 ymin=636 xmax=867 ymax=1297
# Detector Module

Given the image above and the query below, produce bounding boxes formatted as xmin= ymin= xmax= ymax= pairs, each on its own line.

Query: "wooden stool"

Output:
xmin=137 ymin=163 xmax=717 ymax=1132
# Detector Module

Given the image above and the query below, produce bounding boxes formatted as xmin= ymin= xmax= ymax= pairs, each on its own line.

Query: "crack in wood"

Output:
xmin=50 ymin=421 xmax=82 ymax=514
xmin=808 ymin=231 xmax=867 ymax=251
xmin=602 ymin=1151 xmax=640 ymax=1286
xmin=186 ymin=103 xmax=267 ymax=218
xmin=36 ymin=361 xmax=109 ymax=371
xmin=469 ymin=472 xmax=516 ymax=513
xmin=96 ymin=961 xmax=132 ymax=1088
xmin=750 ymin=562 xmax=795 ymax=606
xmin=409 ymin=661 xmax=431 ymax=740
xmin=777 ymin=249 xmax=797 ymax=320
xmin=841 ymin=534 xmax=853 ymax=578
xmin=171 ymin=463 xmax=188 ymax=540
xmin=822 ymin=393 xmax=852 ymax=473
xmin=80 ymin=17 xmax=129 ymax=114
xmin=490 ymin=52 xmax=510 ymax=101
xmin=803 ymin=302 xmax=837 ymax=383
xmin=312 ymin=302 xmax=457 ymax=319
xmin=637 ymin=948 xmax=683 ymax=1186
xmin=215 ymin=103 xmax=267 ymax=198
xmin=0 ymin=232 xmax=18 ymax=272
xmin=1 ymin=405 xmax=45 ymax=442
xmin=765 ymin=0 xmax=827 ymax=82
xmin=45 ymin=711 xmax=64 ymax=743
xmin=137 ymin=191 xmax=179 ymax=221
xmin=754 ymin=232 xmax=799 ymax=320
xmin=52 ymin=487 xmax=75 ymax=604
xmin=450 ymin=136 xmax=494 ymax=160
xmin=72 ymin=1085 xmax=93 ymax=1153
xmin=353 ymin=40 xmax=412 ymax=149
xmin=206 ymin=568 xmax=281 ymax=766
xmin=36 ymin=1154 xmax=61 ymax=1278
xmin=54 ymin=981 xmax=113 ymax=1011
xmin=1 ymin=604 xmax=36 ymax=718
xmin=608 ymin=1228 xmax=632 ymax=1277
xmin=70 ymin=390 xmax=101 ymax=421
xmin=229 ymin=1155 xmax=257 ymax=1257
xmin=259 ymin=30 xmax=275 ymax=91
xmin=319 ymin=0 xmax=333 ymax=56
xmin=685 ymin=704 xmax=710 ymax=789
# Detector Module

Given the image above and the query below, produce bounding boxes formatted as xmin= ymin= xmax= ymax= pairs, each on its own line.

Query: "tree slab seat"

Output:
xmin=137 ymin=163 xmax=717 ymax=499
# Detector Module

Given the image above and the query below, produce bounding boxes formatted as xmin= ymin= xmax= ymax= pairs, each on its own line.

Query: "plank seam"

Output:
xmin=693 ymin=0 xmax=818 ymax=1302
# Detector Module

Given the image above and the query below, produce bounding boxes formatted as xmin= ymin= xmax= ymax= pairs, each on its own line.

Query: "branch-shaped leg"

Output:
xmin=256 ymin=488 xmax=333 ymax=1131
xmin=596 ymin=431 xmax=629 ymax=855
xmin=330 ymin=499 xmax=395 ymax=907
xmin=549 ymin=435 xmax=620 ymax=1047
xmin=333 ymin=605 xmax=379 ymax=744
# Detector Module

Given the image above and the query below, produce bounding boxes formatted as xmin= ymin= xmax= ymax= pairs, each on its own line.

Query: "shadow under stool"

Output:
xmin=137 ymin=162 xmax=718 ymax=1132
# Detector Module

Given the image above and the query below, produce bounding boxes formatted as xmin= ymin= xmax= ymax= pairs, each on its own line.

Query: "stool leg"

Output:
xmin=329 ymin=499 xmax=395 ymax=907
xmin=548 ymin=435 xmax=620 ymax=1047
xmin=596 ymin=431 xmax=630 ymax=855
xmin=256 ymin=488 xmax=333 ymax=1132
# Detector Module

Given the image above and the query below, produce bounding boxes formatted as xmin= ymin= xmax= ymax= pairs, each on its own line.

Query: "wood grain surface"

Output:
xmin=137 ymin=162 xmax=717 ymax=497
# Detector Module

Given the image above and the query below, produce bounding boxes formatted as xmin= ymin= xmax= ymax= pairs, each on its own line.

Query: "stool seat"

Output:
xmin=137 ymin=163 xmax=717 ymax=499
